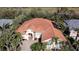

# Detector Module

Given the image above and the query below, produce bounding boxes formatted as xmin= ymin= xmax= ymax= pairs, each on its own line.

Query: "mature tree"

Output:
xmin=63 ymin=27 xmax=70 ymax=36
xmin=0 ymin=24 xmax=22 ymax=51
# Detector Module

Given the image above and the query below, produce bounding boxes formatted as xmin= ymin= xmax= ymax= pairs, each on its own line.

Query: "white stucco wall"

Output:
xmin=34 ymin=32 xmax=42 ymax=39
xmin=70 ymin=30 xmax=77 ymax=39
xmin=22 ymin=29 xmax=42 ymax=40
xmin=22 ymin=29 xmax=34 ymax=40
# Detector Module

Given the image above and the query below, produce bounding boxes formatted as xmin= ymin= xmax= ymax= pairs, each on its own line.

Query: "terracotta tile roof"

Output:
xmin=16 ymin=18 xmax=67 ymax=42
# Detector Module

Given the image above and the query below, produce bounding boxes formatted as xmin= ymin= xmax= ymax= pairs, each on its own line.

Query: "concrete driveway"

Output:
xmin=20 ymin=40 xmax=38 ymax=51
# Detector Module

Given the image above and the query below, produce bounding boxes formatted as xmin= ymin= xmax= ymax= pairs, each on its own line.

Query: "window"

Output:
xmin=28 ymin=33 xmax=32 ymax=36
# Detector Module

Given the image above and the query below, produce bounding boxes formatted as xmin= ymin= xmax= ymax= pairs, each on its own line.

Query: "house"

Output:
xmin=0 ymin=19 xmax=13 ymax=27
xmin=64 ymin=19 xmax=79 ymax=30
xmin=70 ymin=30 xmax=77 ymax=39
xmin=0 ymin=19 xmax=13 ymax=36
xmin=69 ymin=30 xmax=79 ymax=41
xmin=64 ymin=19 xmax=79 ymax=40
xmin=16 ymin=18 xmax=67 ymax=50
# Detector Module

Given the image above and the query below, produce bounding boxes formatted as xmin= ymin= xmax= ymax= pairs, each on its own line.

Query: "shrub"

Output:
xmin=30 ymin=42 xmax=46 ymax=51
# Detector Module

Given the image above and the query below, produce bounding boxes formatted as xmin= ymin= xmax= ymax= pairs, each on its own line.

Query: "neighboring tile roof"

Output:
xmin=0 ymin=19 xmax=13 ymax=27
xmin=16 ymin=18 xmax=67 ymax=42
xmin=64 ymin=19 xmax=79 ymax=29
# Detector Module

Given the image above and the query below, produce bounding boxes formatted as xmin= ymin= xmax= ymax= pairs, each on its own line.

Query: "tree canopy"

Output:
xmin=0 ymin=24 xmax=22 ymax=51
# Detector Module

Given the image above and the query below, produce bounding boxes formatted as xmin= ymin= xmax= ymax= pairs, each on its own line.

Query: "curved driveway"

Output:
xmin=20 ymin=40 xmax=38 ymax=51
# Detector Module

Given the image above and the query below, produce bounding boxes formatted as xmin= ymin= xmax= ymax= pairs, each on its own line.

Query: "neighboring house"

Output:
xmin=64 ymin=19 xmax=79 ymax=40
xmin=0 ymin=19 xmax=13 ymax=35
xmin=64 ymin=19 xmax=79 ymax=30
xmin=70 ymin=30 xmax=77 ymax=39
xmin=16 ymin=18 xmax=67 ymax=50
xmin=0 ymin=19 xmax=13 ymax=27
xmin=70 ymin=30 xmax=79 ymax=41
